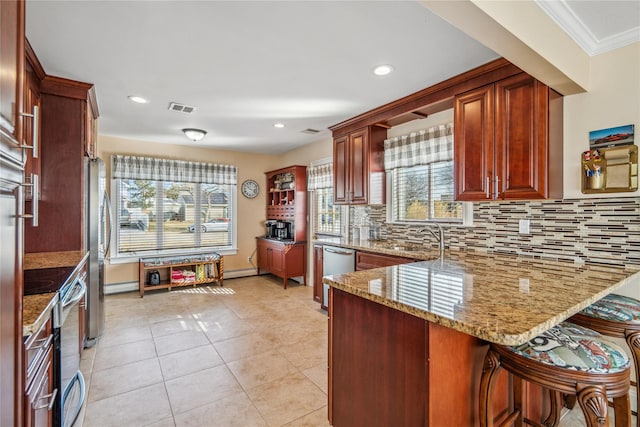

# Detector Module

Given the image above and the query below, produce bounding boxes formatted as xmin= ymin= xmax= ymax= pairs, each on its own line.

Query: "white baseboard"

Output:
xmin=104 ymin=268 xmax=259 ymax=295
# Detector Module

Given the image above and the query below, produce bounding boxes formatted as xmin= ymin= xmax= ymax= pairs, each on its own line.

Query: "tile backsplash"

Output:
xmin=352 ymin=197 xmax=640 ymax=266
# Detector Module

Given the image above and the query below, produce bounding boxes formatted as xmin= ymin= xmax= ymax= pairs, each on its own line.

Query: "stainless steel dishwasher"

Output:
xmin=322 ymin=246 xmax=355 ymax=309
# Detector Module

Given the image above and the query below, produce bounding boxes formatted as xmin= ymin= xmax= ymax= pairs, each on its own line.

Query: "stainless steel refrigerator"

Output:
xmin=85 ymin=157 xmax=111 ymax=346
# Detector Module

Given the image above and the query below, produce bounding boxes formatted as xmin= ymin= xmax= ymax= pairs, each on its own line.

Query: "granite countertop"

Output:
xmin=323 ymin=250 xmax=640 ymax=346
xmin=23 ymin=250 xmax=88 ymax=337
xmin=23 ymin=293 xmax=58 ymax=337
xmin=24 ymin=250 xmax=88 ymax=270
xmin=313 ymin=237 xmax=441 ymax=260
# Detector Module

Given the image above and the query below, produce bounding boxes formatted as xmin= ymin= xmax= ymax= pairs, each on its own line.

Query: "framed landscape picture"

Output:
xmin=589 ymin=124 xmax=634 ymax=149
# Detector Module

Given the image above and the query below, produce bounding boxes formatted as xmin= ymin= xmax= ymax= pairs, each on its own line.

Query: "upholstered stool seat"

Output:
xmin=571 ymin=293 xmax=640 ymax=425
xmin=480 ymin=321 xmax=631 ymax=427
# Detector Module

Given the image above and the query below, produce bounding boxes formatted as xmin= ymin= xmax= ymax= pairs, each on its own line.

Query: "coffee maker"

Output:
xmin=266 ymin=220 xmax=293 ymax=240
xmin=275 ymin=220 xmax=293 ymax=240
xmin=265 ymin=220 xmax=277 ymax=238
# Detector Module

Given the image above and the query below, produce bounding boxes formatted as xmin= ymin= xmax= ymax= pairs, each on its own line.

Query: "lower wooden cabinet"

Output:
xmin=329 ymin=288 xmax=545 ymax=426
xmin=313 ymin=245 xmax=324 ymax=307
xmin=24 ymin=312 xmax=54 ymax=427
xmin=355 ymin=251 xmax=415 ymax=271
xmin=257 ymin=238 xmax=306 ymax=289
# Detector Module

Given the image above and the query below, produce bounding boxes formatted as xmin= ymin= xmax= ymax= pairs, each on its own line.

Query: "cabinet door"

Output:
xmin=25 ymin=92 xmax=86 ymax=253
xmin=0 ymin=158 xmax=24 ymax=427
xmin=454 ymin=84 xmax=495 ymax=201
xmin=23 ymin=62 xmax=41 ymax=198
xmin=333 ymin=135 xmax=349 ymax=204
xmin=0 ymin=0 xmax=25 ymax=163
xmin=269 ymin=245 xmax=285 ymax=276
xmin=495 ymin=74 xmax=549 ymax=199
xmin=348 ymin=129 xmax=369 ymax=204
xmin=257 ymin=240 xmax=269 ymax=271
xmin=313 ymin=246 xmax=323 ymax=304
xmin=355 ymin=251 xmax=414 ymax=271
xmin=85 ymin=106 xmax=97 ymax=159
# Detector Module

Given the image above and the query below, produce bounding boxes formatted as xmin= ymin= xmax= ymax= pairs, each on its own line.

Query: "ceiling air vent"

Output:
xmin=301 ymin=128 xmax=320 ymax=135
xmin=168 ymin=102 xmax=196 ymax=114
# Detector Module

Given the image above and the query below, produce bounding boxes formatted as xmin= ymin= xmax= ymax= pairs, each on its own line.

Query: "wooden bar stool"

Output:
xmin=480 ymin=321 xmax=631 ymax=427
xmin=571 ymin=293 xmax=640 ymax=424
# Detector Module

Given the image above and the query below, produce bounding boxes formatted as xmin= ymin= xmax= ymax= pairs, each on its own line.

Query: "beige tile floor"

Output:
xmin=78 ymin=275 xmax=330 ymax=427
xmin=77 ymin=274 xmax=625 ymax=427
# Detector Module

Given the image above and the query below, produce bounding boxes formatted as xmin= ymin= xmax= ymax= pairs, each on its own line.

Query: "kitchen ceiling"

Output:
xmin=25 ymin=1 xmax=639 ymax=154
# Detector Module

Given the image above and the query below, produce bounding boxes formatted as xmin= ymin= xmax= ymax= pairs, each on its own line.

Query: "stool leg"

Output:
xmin=576 ymin=383 xmax=609 ymax=427
xmin=479 ymin=348 xmax=502 ymax=427
xmin=543 ymin=390 xmax=564 ymax=427
xmin=612 ymin=394 xmax=631 ymax=427
xmin=624 ymin=330 xmax=640 ymax=427
xmin=565 ymin=394 xmax=578 ymax=410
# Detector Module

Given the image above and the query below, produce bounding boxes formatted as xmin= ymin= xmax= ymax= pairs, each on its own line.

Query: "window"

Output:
xmin=389 ymin=161 xmax=462 ymax=222
xmin=111 ymin=155 xmax=236 ymax=258
xmin=384 ymin=123 xmax=465 ymax=224
xmin=308 ymin=160 xmax=344 ymax=236
xmin=314 ymin=187 xmax=343 ymax=235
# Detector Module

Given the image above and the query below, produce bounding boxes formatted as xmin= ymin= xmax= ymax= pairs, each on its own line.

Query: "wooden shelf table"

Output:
xmin=138 ymin=252 xmax=223 ymax=297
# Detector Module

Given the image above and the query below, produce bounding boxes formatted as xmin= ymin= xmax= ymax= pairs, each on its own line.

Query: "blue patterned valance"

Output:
xmin=384 ymin=122 xmax=454 ymax=170
xmin=111 ymin=155 xmax=237 ymax=185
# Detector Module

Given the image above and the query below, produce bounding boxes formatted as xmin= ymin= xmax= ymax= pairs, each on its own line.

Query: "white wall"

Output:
xmin=563 ymin=43 xmax=640 ymax=198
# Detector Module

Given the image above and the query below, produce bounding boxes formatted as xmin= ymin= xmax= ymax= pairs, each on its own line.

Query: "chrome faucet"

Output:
xmin=419 ymin=223 xmax=445 ymax=254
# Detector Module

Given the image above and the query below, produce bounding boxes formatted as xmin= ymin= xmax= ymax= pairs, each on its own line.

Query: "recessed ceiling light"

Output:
xmin=273 ymin=123 xmax=285 ymax=128
xmin=372 ymin=64 xmax=394 ymax=76
xmin=128 ymin=95 xmax=149 ymax=104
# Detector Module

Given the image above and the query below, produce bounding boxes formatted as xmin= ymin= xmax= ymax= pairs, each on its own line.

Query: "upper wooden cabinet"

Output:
xmin=24 ymin=75 xmax=98 ymax=253
xmin=0 ymin=0 xmax=25 ymax=164
xmin=454 ymin=73 xmax=563 ymax=201
xmin=23 ymin=42 xmax=44 ymax=200
xmin=333 ymin=126 xmax=386 ymax=205
xmin=0 ymin=2 xmax=26 ymax=425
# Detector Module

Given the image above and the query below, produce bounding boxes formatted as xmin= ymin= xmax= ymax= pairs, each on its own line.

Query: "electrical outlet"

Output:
xmin=518 ymin=219 xmax=530 ymax=234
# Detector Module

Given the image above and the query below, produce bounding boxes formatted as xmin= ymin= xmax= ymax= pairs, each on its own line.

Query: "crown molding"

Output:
xmin=536 ymin=0 xmax=640 ymax=56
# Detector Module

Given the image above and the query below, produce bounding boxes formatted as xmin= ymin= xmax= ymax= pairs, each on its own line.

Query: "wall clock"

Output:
xmin=241 ymin=179 xmax=260 ymax=199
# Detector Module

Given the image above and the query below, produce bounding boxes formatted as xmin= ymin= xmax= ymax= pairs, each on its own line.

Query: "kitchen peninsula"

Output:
xmin=323 ymin=250 xmax=640 ymax=426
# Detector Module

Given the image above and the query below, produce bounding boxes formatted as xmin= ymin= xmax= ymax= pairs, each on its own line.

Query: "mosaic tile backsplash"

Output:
xmin=352 ymin=197 xmax=640 ymax=266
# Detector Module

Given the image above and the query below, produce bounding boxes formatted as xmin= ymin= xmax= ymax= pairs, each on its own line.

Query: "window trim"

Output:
xmin=109 ymin=178 xmax=238 ymax=262
xmin=309 ymin=157 xmax=347 ymax=239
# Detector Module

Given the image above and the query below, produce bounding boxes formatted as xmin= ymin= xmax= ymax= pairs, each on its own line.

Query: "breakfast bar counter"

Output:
xmin=323 ymin=250 xmax=640 ymax=426
xmin=323 ymin=250 xmax=640 ymax=346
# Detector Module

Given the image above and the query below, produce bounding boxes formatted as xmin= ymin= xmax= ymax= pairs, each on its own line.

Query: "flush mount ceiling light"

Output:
xmin=182 ymin=128 xmax=207 ymax=142
xmin=372 ymin=64 xmax=394 ymax=76
xmin=128 ymin=95 xmax=149 ymax=104
xmin=273 ymin=123 xmax=285 ymax=128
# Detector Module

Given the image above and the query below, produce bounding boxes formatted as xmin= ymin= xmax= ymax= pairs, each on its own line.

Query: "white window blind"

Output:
xmin=385 ymin=123 xmax=462 ymax=223
xmin=394 ymin=264 xmax=464 ymax=318
xmin=112 ymin=156 xmax=236 ymax=257
xmin=308 ymin=161 xmax=344 ymax=236
xmin=314 ymin=187 xmax=342 ymax=235
xmin=389 ymin=162 xmax=461 ymax=221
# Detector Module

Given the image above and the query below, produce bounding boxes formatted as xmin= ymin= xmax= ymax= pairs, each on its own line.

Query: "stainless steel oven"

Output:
xmin=54 ymin=273 xmax=87 ymax=427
